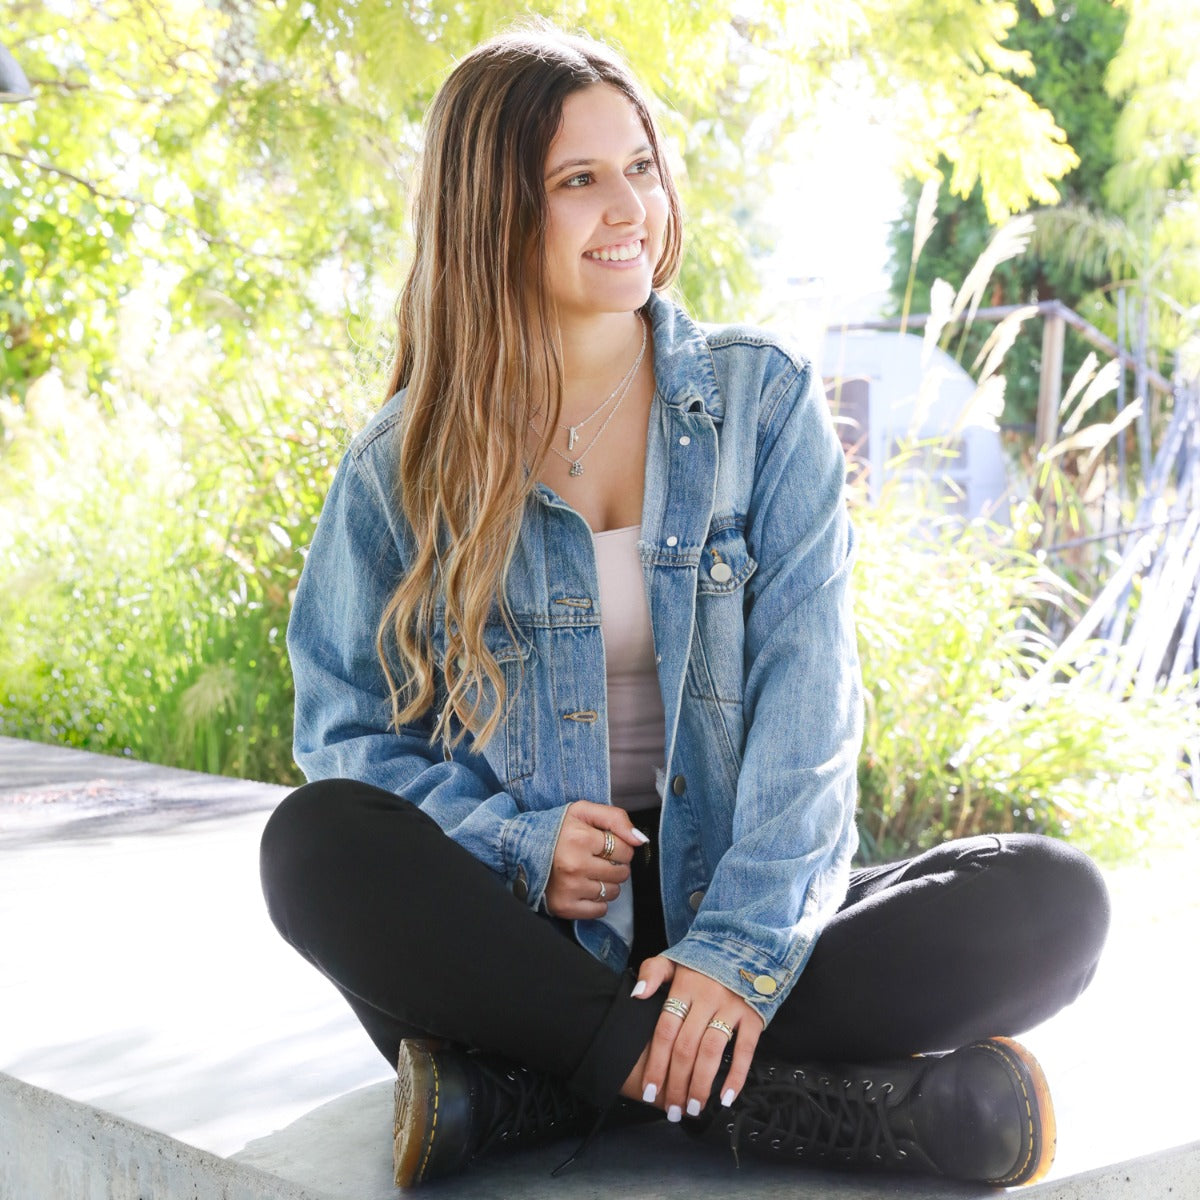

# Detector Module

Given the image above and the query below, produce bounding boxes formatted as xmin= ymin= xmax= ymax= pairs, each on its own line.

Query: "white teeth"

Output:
xmin=587 ymin=240 xmax=642 ymax=262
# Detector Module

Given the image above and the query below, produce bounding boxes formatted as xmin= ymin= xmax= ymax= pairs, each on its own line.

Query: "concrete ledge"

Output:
xmin=10 ymin=1068 xmax=1198 ymax=1200
xmin=1026 ymin=1140 xmax=1200 ymax=1198
xmin=0 ymin=1072 xmax=329 ymax=1200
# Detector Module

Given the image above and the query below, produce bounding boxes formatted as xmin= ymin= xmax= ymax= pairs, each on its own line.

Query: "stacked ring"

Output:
xmin=706 ymin=1018 xmax=735 ymax=1040
xmin=596 ymin=881 xmax=607 ymax=901
xmin=600 ymin=830 xmax=616 ymax=861
xmin=662 ymin=997 xmax=691 ymax=1020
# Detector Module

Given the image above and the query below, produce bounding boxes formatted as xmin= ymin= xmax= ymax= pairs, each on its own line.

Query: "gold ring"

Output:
xmin=597 ymin=881 xmax=607 ymax=901
xmin=706 ymin=1018 xmax=735 ymax=1040
xmin=600 ymin=830 xmax=616 ymax=861
xmin=662 ymin=996 xmax=691 ymax=1020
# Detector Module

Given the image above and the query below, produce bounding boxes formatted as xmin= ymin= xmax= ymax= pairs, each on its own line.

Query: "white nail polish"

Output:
xmin=642 ymin=1083 xmax=657 ymax=1103
xmin=721 ymin=1088 xmax=736 ymax=1107
xmin=631 ymin=980 xmax=647 ymax=997
xmin=686 ymin=1098 xmax=702 ymax=1117
xmin=667 ymin=1105 xmax=682 ymax=1123
xmin=631 ymin=829 xmax=650 ymax=844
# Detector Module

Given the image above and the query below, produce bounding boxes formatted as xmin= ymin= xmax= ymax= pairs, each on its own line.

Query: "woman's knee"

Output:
xmin=997 ymin=834 xmax=1111 ymax=960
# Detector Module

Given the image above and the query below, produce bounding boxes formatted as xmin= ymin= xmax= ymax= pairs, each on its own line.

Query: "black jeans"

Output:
xmin=260 ymin=778 xmax=1109 ymax=1108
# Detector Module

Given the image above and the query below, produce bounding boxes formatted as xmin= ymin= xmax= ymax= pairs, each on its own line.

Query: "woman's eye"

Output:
xmin=628 ymin=158 xmax=656 ymax=176
xmin=564 ymin=172 xmax=592 ymax=188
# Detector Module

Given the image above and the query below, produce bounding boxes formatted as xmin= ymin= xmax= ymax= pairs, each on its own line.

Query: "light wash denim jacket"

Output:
xmin=288 ymin=292 xmax=862 ymax=1025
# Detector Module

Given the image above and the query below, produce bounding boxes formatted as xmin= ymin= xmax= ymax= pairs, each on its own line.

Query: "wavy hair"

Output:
xmin=377 ymin=23 xmax=683 ymax=751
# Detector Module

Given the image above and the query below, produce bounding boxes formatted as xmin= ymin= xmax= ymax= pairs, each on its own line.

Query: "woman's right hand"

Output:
xmin=544 ymin=800 xmax=648 ymax=919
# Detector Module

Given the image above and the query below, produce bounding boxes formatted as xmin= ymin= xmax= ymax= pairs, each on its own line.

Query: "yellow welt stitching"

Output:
xmin=417 ymin=1053 xmax=439 ymax=1182
xmin=980 ymin=1041 xmax=1035 ymax=1184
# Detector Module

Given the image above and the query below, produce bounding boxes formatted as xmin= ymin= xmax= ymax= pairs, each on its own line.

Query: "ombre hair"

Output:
xmin=377 ymin=22 xmax=683 ymax=751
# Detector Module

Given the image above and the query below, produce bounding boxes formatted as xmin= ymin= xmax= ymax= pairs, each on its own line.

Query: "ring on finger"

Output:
xmin=596 ymin=881 xmax=607 ymax=901
xmin=706 ymin=1018 xmax=735 ymax=1040
xmin=662 ymin=996 xmax=691 ymax=1020
xmin=600 ymin=829 xmax=616 ymax=862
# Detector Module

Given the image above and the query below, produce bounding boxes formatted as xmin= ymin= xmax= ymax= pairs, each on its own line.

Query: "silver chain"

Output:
xmin=531 ymin=315 xmax=647 ymax=478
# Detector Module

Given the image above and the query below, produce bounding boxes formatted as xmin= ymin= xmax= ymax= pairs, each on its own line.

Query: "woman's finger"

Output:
xmin=714 ymin=1013 xmax=763 ymax=1109
xmin=662 ymin=1007 xmax=710 ymax=1120
xmin=570 ymin=800 xmax=649 ymax=853
xmin=684 ymin=1015 xmax=742 ymax=1116
xmin=631 ymin=954 xmax=674 ymax=1000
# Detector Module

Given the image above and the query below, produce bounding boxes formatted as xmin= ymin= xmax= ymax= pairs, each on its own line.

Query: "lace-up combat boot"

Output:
xmin=393 ymin=1038 xmax=600 ymax=1187
xmin=694 ymin=1036 xmax=1055 ymax=1187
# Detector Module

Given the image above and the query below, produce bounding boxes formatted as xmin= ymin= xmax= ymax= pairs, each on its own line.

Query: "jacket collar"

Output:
xmin=645 ymin=292 xmax=724 ymax=424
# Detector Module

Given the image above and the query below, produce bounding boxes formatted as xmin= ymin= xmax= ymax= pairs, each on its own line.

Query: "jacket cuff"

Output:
xmin=500 ymin=805 xmax=572 ymax=910
xmin=662 ymin=932 xmax=808 ymax=1026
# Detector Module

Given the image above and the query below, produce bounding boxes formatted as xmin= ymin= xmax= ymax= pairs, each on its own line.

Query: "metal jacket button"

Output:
xmin=688 ymin=890 xmax=705 ymax=912
xmin=752 ymin=975 xmax=777 ymax=996
xmin=709 ymin=562 xmax=733 ymax=583
xmin=513 ymin=866 xmax=529 ymax=902
xmin=671 ymin=774 xmax=686 ymax=796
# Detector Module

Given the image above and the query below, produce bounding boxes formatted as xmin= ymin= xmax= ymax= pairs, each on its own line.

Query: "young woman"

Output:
xmin=260 ymin=23 xmax=1109 ymax=1190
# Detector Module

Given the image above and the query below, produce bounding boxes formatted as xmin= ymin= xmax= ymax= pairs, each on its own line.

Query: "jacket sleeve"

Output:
xmin=286 ymin=445 xmax=569 ymax=909
xmin=662 ymin=352 xmax=862 ymax=1024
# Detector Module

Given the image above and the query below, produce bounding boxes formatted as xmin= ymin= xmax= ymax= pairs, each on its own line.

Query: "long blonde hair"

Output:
xmin=377 ymin=24 xmax=683 ymax=752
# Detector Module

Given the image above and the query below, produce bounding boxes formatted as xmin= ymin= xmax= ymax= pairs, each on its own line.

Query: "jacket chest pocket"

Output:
xmin=432 ymin=618 xmax=537 ymax=785
xmin=686 ymin=525 xmax=757 ymax=705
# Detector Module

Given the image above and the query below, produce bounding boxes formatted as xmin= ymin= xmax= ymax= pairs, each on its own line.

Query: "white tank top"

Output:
xmin=591 ymin=525 xmax=665 ymax=811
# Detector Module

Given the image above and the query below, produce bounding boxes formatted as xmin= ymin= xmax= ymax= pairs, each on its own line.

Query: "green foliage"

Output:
xmin=0 ymin=336 xmax=351 ymax=782
xmin=887 ymin=0 xmax=1129 ymax=425
xmin=2 ymin=0 xmax=1094 ymax=410
xmin=852 ymin=492 xmax=1193 ymax=863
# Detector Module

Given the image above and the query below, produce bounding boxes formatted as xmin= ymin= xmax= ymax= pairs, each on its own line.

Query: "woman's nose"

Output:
xmin=604 ymin=176 xmax=646 ymax=225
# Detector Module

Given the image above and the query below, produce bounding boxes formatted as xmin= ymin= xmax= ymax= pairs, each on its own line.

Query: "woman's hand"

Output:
xmin=544 ymin=800 xmax=648 ymax=919
xmin=632 ymin=958 xmax=763 ymax=1120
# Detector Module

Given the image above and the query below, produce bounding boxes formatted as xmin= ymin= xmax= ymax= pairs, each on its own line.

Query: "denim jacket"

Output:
xmin=287 ymin=292 xmax=862 ymax=1025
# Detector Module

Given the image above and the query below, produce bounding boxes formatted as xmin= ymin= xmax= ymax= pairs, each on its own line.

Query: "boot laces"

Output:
xmin=729 ymin=1066 xmax=907 ymax=1167
xmin=474 ymin=1060 xmax=587 ymax=1157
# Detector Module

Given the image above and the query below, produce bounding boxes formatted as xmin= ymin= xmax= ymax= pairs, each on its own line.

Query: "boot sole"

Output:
xmin=979 ymin=1037 xmax=1057 ymax=1187
xmin=394 ymin=1038 xmax=443 ymax=1188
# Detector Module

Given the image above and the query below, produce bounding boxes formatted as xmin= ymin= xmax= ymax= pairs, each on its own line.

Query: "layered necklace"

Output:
xmin=532 ymin=315 xmax=647 ymax=477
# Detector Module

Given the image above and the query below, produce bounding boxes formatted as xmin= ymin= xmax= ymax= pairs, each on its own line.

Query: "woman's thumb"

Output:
xmin=630 ymin=955 xmax=675 ymax=1000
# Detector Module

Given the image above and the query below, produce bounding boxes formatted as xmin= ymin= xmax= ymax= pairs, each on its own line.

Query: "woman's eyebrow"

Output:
xmin=545 ymin=142 xmax=652 ymax=179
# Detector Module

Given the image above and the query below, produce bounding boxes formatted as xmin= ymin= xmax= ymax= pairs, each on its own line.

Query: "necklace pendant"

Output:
xmin=569 ymin=460 xmax=583 ymax=477
xmin=567 ymin=426 xmax=578 ymax=451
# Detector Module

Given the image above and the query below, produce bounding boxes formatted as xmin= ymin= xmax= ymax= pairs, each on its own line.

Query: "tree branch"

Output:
xmin=0 ymin=150 xmax=299 ymax=265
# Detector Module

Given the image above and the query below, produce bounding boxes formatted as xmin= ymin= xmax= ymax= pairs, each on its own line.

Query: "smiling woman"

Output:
xmin=257 ymin=18 xmax=1108 ymax=1194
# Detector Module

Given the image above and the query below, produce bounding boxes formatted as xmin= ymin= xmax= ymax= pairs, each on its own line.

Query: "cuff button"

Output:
xmin=752 ymin=975 xmax=777 ymax=996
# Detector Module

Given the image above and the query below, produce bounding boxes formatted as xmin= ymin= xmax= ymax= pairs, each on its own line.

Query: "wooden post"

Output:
xmin=1037 ymin=308 xmax=1066 ymax=456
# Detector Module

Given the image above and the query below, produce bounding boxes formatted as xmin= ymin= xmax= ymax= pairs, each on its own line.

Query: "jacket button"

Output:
xmin=709 ymin=562 xmax=733 ymax=584
xmin=688 ymin=890 xmax=705 ymax=912
xmin=671 ymin=774 xmax=686 ymax=796
xmin=512 ymin=867 xmax=529 ymax=902
xmin=752 ymin=975 xmax=777 ymax=996
xmin=666 ymin=535 xmax=678 ymax=547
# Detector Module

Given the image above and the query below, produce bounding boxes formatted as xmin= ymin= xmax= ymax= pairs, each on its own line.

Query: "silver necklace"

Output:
xmin=532 ymin=315 xmax=648 ymax=477
xmin=556 ymin=317 xmax=647 ymax=452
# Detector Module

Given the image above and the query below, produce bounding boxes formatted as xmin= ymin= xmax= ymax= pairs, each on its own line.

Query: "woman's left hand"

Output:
xmin=632 ymin=957 xmax=764 ymax=1121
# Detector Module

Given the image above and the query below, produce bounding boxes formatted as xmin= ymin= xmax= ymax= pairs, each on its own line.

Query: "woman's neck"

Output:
xmin=556 ymin=310 xmax=646 ymax=421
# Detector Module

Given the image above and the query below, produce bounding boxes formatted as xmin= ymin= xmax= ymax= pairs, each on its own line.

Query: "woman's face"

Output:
xmin=540 ymin=83 xmax=669 ymax=323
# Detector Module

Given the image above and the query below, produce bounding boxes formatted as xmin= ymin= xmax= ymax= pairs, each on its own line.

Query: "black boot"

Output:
xmin=393 ymin=1038 xmax=601 ymax=1187
xmin=694 ymin=1036 xmax=1055 ymax=1187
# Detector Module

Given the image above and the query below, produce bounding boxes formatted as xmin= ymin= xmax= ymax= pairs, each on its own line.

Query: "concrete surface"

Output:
xmin=2 ymin=734 xmax=1199 ymax=1198
xmin=0 ymin=1072 xmax=325 ymax=1200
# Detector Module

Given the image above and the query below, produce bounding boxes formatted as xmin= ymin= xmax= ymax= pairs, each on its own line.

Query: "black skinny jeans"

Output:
xmin=260 ymin=778 xmax=1110 ymax=1109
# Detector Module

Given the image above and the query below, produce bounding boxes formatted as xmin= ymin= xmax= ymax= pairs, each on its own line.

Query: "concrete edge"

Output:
xmin=0 ymin=1072 xmax=333 ymax=1200
xmin=1026 ymin=1138 xmax=1200 ymax=1198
